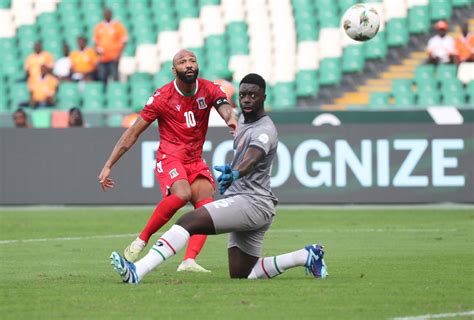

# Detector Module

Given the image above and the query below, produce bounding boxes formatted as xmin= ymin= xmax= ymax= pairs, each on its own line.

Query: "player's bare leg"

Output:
xmin=177 ymin=177 xmax=214 ymax=273
xmin=124 ymin=179 xmax=191 ymax=262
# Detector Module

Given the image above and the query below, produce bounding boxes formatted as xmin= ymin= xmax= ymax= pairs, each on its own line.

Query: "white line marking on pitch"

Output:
xmin=0 ymin=228 xmax=458 ymax=245
xmin=391 ymin=310 xmax=474 ymax=320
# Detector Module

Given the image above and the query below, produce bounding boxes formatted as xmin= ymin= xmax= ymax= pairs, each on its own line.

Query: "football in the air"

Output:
xmin=342 ymin=4 xmax=380 ymax=41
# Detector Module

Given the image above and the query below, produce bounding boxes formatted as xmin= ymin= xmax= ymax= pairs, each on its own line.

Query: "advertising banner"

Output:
xmin=1 ymin=124 xmax=472 ymax=204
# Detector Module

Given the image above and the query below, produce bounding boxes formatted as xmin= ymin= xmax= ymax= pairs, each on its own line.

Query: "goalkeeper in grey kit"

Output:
xmin=110 ymin=73 xmax=328 ymax=282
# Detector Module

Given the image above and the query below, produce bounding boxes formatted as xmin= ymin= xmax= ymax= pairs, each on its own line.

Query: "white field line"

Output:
xmin=391 ymin=310 xmax=474 ymax=320
xmin=0 ymin=228 xmax=459 ymax=245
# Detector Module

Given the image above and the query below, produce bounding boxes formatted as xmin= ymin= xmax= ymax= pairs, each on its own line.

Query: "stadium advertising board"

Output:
xmin=1 ymin=124 xmax=472 ymax=204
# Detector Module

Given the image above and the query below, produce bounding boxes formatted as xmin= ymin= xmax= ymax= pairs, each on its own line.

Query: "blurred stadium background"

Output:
xmin=0 ymin=0 xmax=473 ymax=127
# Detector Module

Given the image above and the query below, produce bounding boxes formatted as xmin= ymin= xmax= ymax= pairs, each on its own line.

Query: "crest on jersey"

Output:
xmin=196 ymin=97 xmax=208 ymax=110
xmin=175 ymin=104 xmax=181 ymax=111
xmin=169 ymin=168 xmax=179 ymax=179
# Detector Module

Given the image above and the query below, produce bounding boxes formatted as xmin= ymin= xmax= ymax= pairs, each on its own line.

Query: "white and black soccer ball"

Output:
xmin=342 ymin=4 xmax=380 ymax=41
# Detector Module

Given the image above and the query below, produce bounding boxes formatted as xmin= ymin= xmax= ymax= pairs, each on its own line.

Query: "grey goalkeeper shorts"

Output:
xmin=204 ymin=194 xmax=275 ymax=257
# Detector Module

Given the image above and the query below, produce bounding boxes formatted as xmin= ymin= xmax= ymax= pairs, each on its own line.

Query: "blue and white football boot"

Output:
xmin=304 ymin=244 xmax=328 ymax=279
xmin=110 ymin=251 xmax=139 ymax=284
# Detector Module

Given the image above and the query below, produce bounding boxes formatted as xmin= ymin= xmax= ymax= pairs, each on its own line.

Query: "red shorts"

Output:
xmin=155 ymin=156 xmax=215 ymax=197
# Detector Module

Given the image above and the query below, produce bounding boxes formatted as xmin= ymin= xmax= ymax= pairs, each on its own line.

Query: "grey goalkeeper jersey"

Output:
xmin=225 ymin=114 xmax=279 ymax=205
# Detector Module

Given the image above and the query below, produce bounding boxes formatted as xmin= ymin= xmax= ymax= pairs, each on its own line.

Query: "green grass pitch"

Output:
xmin=1 ymin=207 xmax=473 ymax=319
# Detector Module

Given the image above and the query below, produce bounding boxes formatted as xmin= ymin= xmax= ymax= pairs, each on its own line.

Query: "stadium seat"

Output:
xmin=386 ymin=18 xmax=409 ymax=47
xmin=82 ymin=82 xmax=105 ymax=111
xmin=106 ymin=82 xmax=130 ymax=110
xmin=296 ymin=70 xmax=319 ymax=97
xmin=430 ymin=0 xmax=452 ymax=21
xmin=319 ymin=58 xmax=341 ymax=86
xmin=369 ymin=92 xmax=391 ymax=109
xmin=392 ymin=79 xmax=416 ymax=108
xmin=466 ymin=81 xmax=474 ymax=106
xmin=272 ymin=82 xmax=297 ymax=110
xmin=442 ymin=91 xmax=465 ymax=106
xmin=9 ymin=82 xmax=29 ymax=108
xmin=457 ymin=62 xmax=474 ymax=85
xmin=51 ymin=110 xmax=69 ymax=128
xmin=408 ymin=6 xmax=430 ymax=34
xmin=57 ymin=83 xmax=81 ymax=110
xmin=342 ymin=45 xmax=364 ymax=73
xmin=414 ymin=64 xmax=435 ymax=86
xmin=105 ymin=113 xmax=124 ymax=127
xmin=31 ymin=109 xmax=52 ymax=128
xmin=435 ymin=64 xmax=458 ymax=83
xmin=451 ymin=0 xmax=472 ymax=7
xmin=417 ymin=89 xmax=441 ymax=107
xmin=364 ymin=31 xmax=387 ymax=59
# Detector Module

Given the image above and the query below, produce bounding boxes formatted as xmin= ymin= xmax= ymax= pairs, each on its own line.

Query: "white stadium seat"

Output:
xmin=136 ymin=44 xmax=160 ymax=74
xmin=200 ymin=6 xmax=225 ymax=36
xmin=119 ymin=56 xmax=137 ymax=77
xmin=406 ymin=0 xmax=429 ymax=8
xmin=33 ymin=0 xmax=57 ymax=16
xmin=383 ymin=0 xmax=408 ymax=19
xmin=319 ymin=28 xmax=342 ymax=58
xmin=0 ymin=9 xmax=15 ymax=37
xmin=297 ymin=41 xmax=320 ymax=70
xmin=457 ymin=62 xmax=474 ymax=84
xmin=157 ymin=31 xmax=181 ymax=63
xmin=179 ymin=18 xmax=204 ymax=48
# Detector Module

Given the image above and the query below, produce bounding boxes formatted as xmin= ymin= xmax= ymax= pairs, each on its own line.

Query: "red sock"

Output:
xmin=139 ymin=194 xmax=187 ymax=243
xmin=183 ymin=198 xmax=213 ymax=260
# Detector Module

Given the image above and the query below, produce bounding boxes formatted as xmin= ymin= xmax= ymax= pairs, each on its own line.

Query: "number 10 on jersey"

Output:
xmin=184 ymin=111 xmax=196 ymax=128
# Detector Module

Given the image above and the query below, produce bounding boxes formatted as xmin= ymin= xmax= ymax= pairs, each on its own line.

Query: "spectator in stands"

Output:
xmin=24 ymin=41 xmax=54 ymax=81
xmin=427 ymin=20 xmax=456 ymax=65
xmin=12 ymin=108 xmax=30 ymax=128
xmin=93 ymin=8 xmax=128 ymax=84
xmin=53 ymin=42 xmax=72 ymax=81
xmin=70 ymin=36 xmax=99 ymax=81
xmin=68 ymin=107 xmax=84 ymax=127
xmin=27 ymin=65 xmax=59 ymax=108
xmin=454 ymin=22 xmax=474 ymax=64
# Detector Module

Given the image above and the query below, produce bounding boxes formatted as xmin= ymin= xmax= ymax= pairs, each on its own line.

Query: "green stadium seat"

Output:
xmin=296 ymin=70 xmax=319 ymax=97
xmin=451 ymin=0 xmax=472 ymax=7
xmin=467 ymin=81 xmax=474 ymax=104
xmin=342 ymin=45 xmax=364 ymax=73
xmin=408 ymin=6 xmax=430 ymax=34
xmin=83 ymin=94 xmax=105 ymax=111
xmin=364 ymin=31 xmax=387 ymax=59
xmin=319 ymin=58 xmax=341 ymax=86
xmin=0 ymin=0 xmax=11 ymax=8
xmin=106 ymin=113 xmax=124 ymax=127
xmin=442 ymin=91 xmax=465 ymax=106
xmin=9 ymin=83 xmax=29 ymax=108
xmin=414 ymin=64 xmax=435 ymax=86
xmin=430 ymin=0 xmax=452 ymax=21
xmin=369 ymin=92 xmax=390 ymax=109
xmin=393 ymin=91 xmax=415 ymax=108
xmin=338 ymin=0 xmax=356 ymax=11
xmin=296 ymin=19 xmax=318 ymax=42
xmin=435 ymin=64 xmax=457 ymax=83
xmin=392 ymin=79 xmax=412 ymax=95
xmin=106 ymin=82 xmax=130 ymax=110
xmin=417 ymin=90 xmax=441 ymax=107
xmin=82 ymin=82 xmax=105 ymax=110
xmin=387 ymin=18 xmax=409 ymax=47
xmin=177 ymin=0 xmax=199 ymax=19
xmin=272 ymin=82 xmax=296 ymax=110
xmin=31 ymin=109 xmax=52 ymax=128
xmin=57 ymin=82 xmax=81 ymax=110
xmin=0 ymin=80 xmax=8 ymax=112
xmin=199 ymin=0 xmax=219 ymax=7
xmin=130 ymin=80 xmax=154 ymax=107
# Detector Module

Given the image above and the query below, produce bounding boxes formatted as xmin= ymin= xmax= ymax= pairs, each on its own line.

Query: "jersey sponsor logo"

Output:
xmin=175 ymin=104 xmax=181 ymax=111
xmin=197 ymin=97 xmax=208 ymax=110
xmin=156 ymin=161 xmax=163 ymax=173
xmin=169 ymin=168 xmax=179 ymax=179
xmin=258 ymin=133 xmax=269 ymax=144
xmin=146 ymin=96 xmax=154 ymax=105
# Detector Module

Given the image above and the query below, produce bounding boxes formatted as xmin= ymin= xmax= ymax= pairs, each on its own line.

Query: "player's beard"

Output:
xmin=176 ymin=68 xmax=199 ymax=84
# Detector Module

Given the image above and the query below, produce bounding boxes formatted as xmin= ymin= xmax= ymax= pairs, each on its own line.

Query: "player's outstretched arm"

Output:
xmin=214 ymin=146 xmax=265 ymax=194
xmin=216 ymin=103 xmax=238 ymax=136
xmin=99 ymin=116 xmax=152 ymax=191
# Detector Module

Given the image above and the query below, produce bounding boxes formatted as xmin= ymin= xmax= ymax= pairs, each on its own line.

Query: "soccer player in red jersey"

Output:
xmin=99 ymin=49 xmax=238 ymax=272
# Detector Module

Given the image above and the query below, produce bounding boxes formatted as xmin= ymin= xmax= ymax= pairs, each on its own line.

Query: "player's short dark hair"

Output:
xmin=240 ymin=73 xmax=266 ymax=91
xmin=13 ymin=108 xmax=26 ymax=116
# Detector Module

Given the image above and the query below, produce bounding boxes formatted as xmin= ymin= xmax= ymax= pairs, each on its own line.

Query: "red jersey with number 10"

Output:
xmin=140 ymin=78 xmax=228 ymax=163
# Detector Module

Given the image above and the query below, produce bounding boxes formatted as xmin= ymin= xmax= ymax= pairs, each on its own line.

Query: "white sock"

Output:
xmin=135 ymin=225 xmax=190 ymax=280
xmin=248 ymin=248 xmax=308 ymax=279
